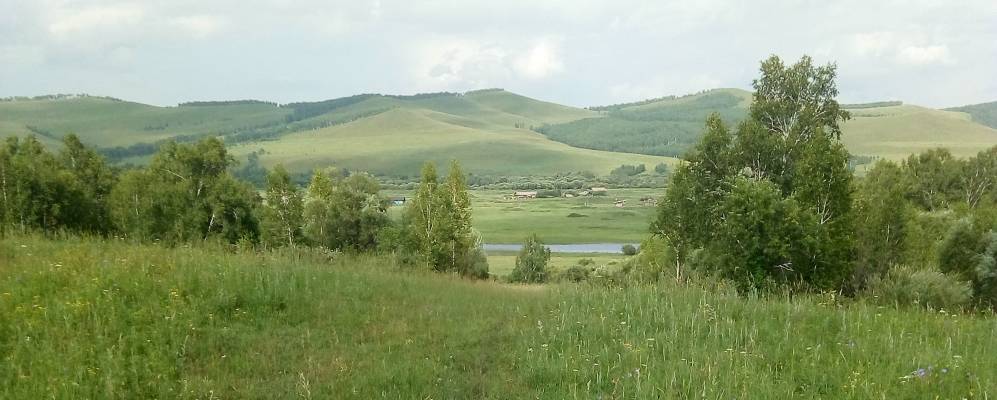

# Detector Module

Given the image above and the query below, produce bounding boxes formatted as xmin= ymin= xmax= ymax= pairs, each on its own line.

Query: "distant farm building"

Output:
xmin=514 ymin=191 xmax=538 ymax=199
xmin=591 ymin=187 xmax=608 ymax=193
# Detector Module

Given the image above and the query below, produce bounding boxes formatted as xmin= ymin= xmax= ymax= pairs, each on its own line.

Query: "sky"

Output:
xmin=1 ymin=0 xmax=995 ymax=108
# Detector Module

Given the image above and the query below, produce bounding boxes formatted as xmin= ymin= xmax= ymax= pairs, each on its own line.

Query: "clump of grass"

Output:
xmin=566 ymin=212 xmax=588 ymax=218
xmin=2 ymin=235 xmax=996 ymax=398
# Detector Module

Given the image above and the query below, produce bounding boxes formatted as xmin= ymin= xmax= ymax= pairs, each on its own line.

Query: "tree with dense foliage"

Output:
xmin=509 ymin=234 xmax=551 ymax=283
xmin=260 ymin=164 xmax=303 ymax=247
xmin=109 ymin=138 xmax=259 ymax=243
xmin=653 ymin=55 xmax=855 ymax=291
xmin=851 ymin=160 xmax=911 ymax=289
xmin=402 ymin=161 xmax=487 ymax=277
xmin=59 ymin=134 xmax=117 ymax=234
xmin=0 ymin=136 xmax=90 ymax=234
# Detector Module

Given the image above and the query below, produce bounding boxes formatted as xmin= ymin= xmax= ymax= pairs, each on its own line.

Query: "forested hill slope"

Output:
xmin=945 ymin=101 xmax=997 ymax=130
xmin=535 ymin=88 xmax=997 ymax=160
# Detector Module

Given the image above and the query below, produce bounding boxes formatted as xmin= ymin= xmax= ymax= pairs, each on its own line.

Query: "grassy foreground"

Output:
xmin=3 ymin=236 xmax=996 ymax=398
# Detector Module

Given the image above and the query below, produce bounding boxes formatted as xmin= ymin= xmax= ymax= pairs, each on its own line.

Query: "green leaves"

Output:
xmin=510 ymin=234 xmax=550 ymax=284
xmin=402 ymin=161 xmax=487 ymax=277
xmin=654 ymin=55 xmax=856 ymax=292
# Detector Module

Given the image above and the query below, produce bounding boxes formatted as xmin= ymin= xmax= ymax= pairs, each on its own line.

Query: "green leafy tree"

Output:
xmin=303 ymin=170 xmax=336 ymax=247
xmin=328 ymin=173 xmax=389 ymax=251
xmin=852 ymin=160 xmax=911 ymax=289
xmin=510 ymin=234 xmax=551 ymax=283
xmin=401 ymin=161 xmax=486 ymax=277
xmin=653 ymin=55 xmax=856 ymax=291
xmin=960 ymin=146 xmax=996 ymax=209
xmin=59 ymin=134 xmax=116 ymax=234
xmin=110 ymin=138 xmax=258 ymax=243
xmin=652 ymin=114 xmax=734 ymax=258
xmin=260 ymin=164 xmax=303 ymax=247
xmin=405 ymin=162 xmax=446 ymax=268
xmin=904 ymin=148 xmax=961 ymax=211
xmin=0 ymin=136 xmax=86 ymax=233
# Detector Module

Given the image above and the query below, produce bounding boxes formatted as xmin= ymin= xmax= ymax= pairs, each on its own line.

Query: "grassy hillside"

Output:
xmin=539 ymin=88 xmax=997 ymax=160
xmin=3 ymin=91 xmax=673 ymax=177
xmin=4 ymin=236 xmax=996 ymax=398
xmin=842 ymin=105 xmax=997 ymax=159
xmin=227 ymin=106 xmax=675 ymax=176
xmin=0 ymin=96 xmax=289 ymax=147
xmin=946 ymin=101 xmax=997 ymax=130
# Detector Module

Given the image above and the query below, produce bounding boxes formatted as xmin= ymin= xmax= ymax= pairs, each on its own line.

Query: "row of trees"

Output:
xmin=1 ymin=134 xmax=489 ymax=279
xmin=646 ymin=55 xmax=997 ymax=309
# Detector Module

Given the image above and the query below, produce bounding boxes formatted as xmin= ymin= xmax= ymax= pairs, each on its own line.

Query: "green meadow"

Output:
xmin=3 ymin=235 xmax=995 ymax=399
xmin=384 ymin=188 xmax=662 ymax=244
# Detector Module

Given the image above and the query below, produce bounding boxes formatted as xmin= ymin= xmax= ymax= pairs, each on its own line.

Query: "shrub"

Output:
xmin=557 ymin=265 xmax=591 ymax=283
xmin=654 ymin=163 xmax=670 ymax=175
xmin=866 ymin=266 xmax=972 ymax=310
xmin=508 ymin=234 xmax=551 ymax=283
xmin=938 ymin=218 xmax=985 ymax=279
xmin=621 ymin=244 xmax=638 ymax=256
xmin=537 ymin=189 xmax=561 ymax=198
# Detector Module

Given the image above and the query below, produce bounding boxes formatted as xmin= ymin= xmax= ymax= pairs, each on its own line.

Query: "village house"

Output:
xmin=514 ymin=191 xmax=538 ymax=199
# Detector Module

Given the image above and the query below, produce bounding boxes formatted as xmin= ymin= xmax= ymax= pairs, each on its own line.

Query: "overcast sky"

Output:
xmin=1 ymin=0 xmax=995 ymax=108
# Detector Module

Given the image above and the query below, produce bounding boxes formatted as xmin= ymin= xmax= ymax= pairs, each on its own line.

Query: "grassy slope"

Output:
xmin=229 ymin=105 xmax=676 ymax=176
xmin=3 ymin=236 xmax=996 ymax=398
xmin=0 ymin=97 xmax=290 ymax=147
xmin=842 ymin=105 xmax=997 ymax=159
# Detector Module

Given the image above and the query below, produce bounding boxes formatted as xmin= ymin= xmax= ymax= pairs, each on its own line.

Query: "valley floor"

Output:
xmin=2 ymin=236 xmax=996 ymax=398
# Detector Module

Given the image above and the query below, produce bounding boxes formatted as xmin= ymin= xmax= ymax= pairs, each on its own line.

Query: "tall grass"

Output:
xmin=2 ymin=235 xmax=996 ymax=398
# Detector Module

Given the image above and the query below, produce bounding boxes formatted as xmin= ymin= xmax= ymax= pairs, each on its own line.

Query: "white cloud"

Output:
xmin=850 ymin=32 xmax=895 ymax=56
xmin=48 ymin=4 xmax=145 ymax=36
xmin=897 ymin=44 xmax=953 ymax=65
xmin=411 ymin=36 xmax=565 ymax=91
xmin=169 ymin=15 xmax=228 ymax=38
xmin=512 ymin=38 xmax=564 ymax=79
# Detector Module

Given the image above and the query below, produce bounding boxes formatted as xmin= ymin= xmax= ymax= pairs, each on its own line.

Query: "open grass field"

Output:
xmin=384 ymin=188 xmax=663 ymax=244
xmin=4 ymin=235 xmax=997 ymax=398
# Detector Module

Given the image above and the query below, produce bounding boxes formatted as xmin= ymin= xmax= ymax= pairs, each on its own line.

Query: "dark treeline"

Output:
xmin=841 ymin=101 xmax=903 ymax=109
xmin=178 ymin=100 xmax=279 ymax=107
xmin=634 ymin=55 xmax=997 ymax=311
xmin=1 ymin=134 xmax=490 ymax=279
xmin=535 ymin=90 xmax=749 ymax=157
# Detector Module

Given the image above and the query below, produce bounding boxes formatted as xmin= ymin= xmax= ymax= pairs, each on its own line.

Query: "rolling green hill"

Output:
xmin=1 ymin=91 xmax=674 ymax=176
xmin=226 ymin=106 xmax=671 ymax=176
xmin=4 ymin=89 xmax=994 ymax=177
xmin=842 ymin=105 xmax=997 ymax=159
xmin=538 ymin=88 xmax=997 ymax=160
xmin=0 ymin=96 xmax=289 ymax=147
